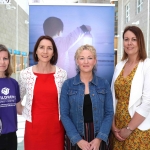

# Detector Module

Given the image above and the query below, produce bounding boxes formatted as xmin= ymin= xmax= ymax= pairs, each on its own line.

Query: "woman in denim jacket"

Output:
xmin=60 ymin=44 xmax=113 ymax=150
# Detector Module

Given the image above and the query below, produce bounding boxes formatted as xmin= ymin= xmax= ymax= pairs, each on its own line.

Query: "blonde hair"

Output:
xmin=74 ymin=44 xmax=97 ymax=60
xmin=0 ymin=44 xmax=13 ymax=77
xmin=74 ymin=44 xmax=97 ymax=72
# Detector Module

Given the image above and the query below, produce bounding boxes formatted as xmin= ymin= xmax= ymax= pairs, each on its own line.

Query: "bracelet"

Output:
xmin=126 ymin=126 xmax=133 ymax=132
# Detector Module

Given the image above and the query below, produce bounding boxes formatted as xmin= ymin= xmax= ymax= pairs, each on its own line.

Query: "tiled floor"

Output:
xmin=17 ymin=115 xmax=25 ymax=150
xmin=17 ymin=96 xmax=26 ymax=150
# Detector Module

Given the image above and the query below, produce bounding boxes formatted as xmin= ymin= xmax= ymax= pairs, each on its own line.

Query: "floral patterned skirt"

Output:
xmin=113 ymin=96 xmax=150 ymax=150
xmin=112 ymin=128 xmax=150 ymax=150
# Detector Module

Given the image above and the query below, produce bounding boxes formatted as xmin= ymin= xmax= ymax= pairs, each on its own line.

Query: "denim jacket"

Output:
xmin=60 ymin=73 xmax=113 ymax=145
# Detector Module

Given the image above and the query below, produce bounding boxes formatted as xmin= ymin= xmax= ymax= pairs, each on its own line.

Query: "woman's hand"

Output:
xmin=112 ymin=127 xmax=125 ymax=141
xmin=119 ymin=127 xmax=132 ymax=139
xmin=77 ymin=139 xmax=91 ymax=150
xmin=89 ymin=138 xmax=101 ymax=150
xmin=112 ymin=118 xmax=125 ymax=141
xmin=16 ymin=101 xmax=24 ymax=115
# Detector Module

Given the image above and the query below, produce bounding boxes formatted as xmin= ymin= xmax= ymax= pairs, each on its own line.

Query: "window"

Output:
xmin=125 ymin=2 xmax=130 ymax=23
xmin=137 ymin=0 xmax=143 ymax=13
xmin=111 ymin=1 xmax=118 ymax=35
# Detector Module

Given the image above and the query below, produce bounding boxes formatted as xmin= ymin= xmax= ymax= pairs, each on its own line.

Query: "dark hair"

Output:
xmin=43 ymin=17 xmax=63 ymax=37
xmin=0 ymin=44 xmax=13 ymax=77
xmin=33 ymin=35 xmax=58 ymax=65
xmin=122 ymin=26 xmax=147 ymax=61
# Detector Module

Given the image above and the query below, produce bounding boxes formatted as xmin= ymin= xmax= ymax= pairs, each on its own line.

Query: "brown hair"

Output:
xmin=33 ymin=35 xmax=58 ymax=65
xmin=122 ymin=26 xmax=147 ymax=61
xmin=0 ymin=44 xmax=13 ymax=77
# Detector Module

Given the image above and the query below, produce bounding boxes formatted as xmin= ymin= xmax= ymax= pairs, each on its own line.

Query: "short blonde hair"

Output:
xmin=0 ymin=44 xmax=13 ymax=77
xmin=74 ymin=44 xmax=97 ymax=72
xmin=74 ymin=44 xmax=97 ymax=60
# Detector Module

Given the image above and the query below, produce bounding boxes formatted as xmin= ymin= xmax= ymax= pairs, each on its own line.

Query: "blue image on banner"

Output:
xmin=29 ymin=4 xmax=115 ymax=84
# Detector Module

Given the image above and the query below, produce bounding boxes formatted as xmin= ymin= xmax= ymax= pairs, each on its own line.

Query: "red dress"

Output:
xmin=24 ymin=73 xmax=64 ymax=150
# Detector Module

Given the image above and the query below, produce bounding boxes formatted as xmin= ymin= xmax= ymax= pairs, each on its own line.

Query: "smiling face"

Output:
xmin=123 ymin=30 xmax=139 ymax=57
xmin=0 ymin=51 xmax=9 ymax=74
xmin=36 ymin=39 xmax=54 ymax=63
xmin=76 ymin=49 xmax=96 ymax=73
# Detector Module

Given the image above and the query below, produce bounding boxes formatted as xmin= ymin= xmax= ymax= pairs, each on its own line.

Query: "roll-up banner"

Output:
xmin=29 ymin=3 xmax=115 ymax=84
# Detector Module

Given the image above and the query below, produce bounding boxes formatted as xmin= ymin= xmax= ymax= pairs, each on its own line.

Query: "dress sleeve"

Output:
xmin=136 ymin=61 xmax=150 ymax=117
xmin=18 ymin=70 xmax=26 ymax=101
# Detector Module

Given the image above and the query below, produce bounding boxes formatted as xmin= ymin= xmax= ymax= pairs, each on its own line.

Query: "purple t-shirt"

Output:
xmin=0 ymin=77 xmax=20 ymax=134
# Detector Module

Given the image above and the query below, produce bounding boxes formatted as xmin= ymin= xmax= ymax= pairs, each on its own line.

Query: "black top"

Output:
xmin=83 ymin=94 xmax=93 ymax=123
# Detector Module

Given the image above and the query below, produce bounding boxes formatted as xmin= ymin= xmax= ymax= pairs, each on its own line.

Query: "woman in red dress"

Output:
xmin=19 ymin=36 xmax=67 ymax=150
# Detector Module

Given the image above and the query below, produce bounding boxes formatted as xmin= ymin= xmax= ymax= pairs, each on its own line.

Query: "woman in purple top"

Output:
xmin=0 ymin=44 xmax=23 ymax=150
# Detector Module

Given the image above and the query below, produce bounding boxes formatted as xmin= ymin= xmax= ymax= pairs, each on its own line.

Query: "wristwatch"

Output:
xmin=126 ymin=126 xmax=133 ymax=132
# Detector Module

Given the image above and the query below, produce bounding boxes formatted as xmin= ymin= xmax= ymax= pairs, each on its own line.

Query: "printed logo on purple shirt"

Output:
xmin=1 ymin=87 xmax=10 ymax=95
xmin=0 ymin=87 xmax=16 ymax=107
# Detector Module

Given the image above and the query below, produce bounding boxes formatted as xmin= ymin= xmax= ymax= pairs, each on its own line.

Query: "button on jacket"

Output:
xmin=60 ymin=73 xmax=113 ymax=145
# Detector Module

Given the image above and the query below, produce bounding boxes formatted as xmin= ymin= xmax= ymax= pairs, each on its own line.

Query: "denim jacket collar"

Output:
xmin=73 ymin=72 xmax=98 ymax=86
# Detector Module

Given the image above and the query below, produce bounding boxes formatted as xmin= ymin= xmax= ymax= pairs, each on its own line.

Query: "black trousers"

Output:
xmin=0 ymin=132 xmax=17 ymax=150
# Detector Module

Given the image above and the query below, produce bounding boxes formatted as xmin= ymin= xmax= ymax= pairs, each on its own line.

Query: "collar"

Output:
xmin=73 ymin=72 xmax=98 ymax=86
